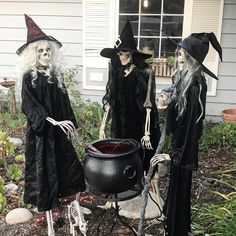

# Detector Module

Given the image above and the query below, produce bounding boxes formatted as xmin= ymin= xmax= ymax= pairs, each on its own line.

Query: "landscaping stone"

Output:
xmin=6 ymin=208 xmax=33 ymax=224
xmin=8 ymin=137 xmax=23 ymax=149
xmin=118 ymin=191 xmax=164 ymax=219
xmin=5 ymin=183 xmax=18 ymax=192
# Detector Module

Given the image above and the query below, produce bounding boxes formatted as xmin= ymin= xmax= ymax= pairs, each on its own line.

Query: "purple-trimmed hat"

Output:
xmin=16 ymin=14 xmax=62 ymax=55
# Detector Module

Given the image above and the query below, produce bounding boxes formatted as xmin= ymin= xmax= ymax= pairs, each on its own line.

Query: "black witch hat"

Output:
xmin=16 ymin=14 xmax=62 ymax=55
xmin=178 ymin=32 xmax=222 ymax=80
xmin=100 ymin=20 xmax=152 ymax=59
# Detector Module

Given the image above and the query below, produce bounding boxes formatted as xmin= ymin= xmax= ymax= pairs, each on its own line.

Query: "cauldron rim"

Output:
xmin=86 ymin=138 xmax=140 ymax=159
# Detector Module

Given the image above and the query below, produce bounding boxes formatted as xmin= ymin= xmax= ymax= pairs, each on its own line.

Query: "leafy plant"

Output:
xmin=15 ymin=154 xmax=25 ymax=163
xmin=193 ymin=194 xmax=236 ymax=235
xmin=64 ymin=66 xmax=104 ymax=159
xmin=192 ymin=160 xmax=236 ymax=236
xmin=0 ymin=192 xmax=7 ymax=213
xmin=199 ymin=122 xmax=236 ymax=152
xmin=166 ymin=56 xmax=175 ymax=67
xmin=0 ymin=130 xmax=15 ymax=169
xmin=0 ymin=112 xmax=25 ymax=130
xmin=8 ymin=164 xmax=23 ymax=182
xmin=0 ymin=176 xmax=5 ymax=193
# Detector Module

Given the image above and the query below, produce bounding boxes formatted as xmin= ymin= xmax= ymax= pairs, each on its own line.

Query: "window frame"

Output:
xmin=118 ymin=0 xmax=185 ymax=58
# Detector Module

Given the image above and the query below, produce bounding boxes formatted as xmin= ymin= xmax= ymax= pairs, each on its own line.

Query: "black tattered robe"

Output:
xmin=105 ymin=66 xmax=161 ymax=171
xmin=21 ymin=71 xmax=85 ymax=211
xmin=164 ymin=77 xmax=207 ymax=236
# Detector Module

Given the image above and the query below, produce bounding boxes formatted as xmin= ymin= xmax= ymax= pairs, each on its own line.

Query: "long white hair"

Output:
xmin=172 ymin=48 xmax=205 ymax=123
xmin=15 ymin=40 xmax=65 ymax=102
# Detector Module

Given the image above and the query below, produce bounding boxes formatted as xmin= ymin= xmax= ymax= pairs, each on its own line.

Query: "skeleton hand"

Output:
xmin=46 ymin=117 xmax=75 ymax=138
xmin=141 ymin=131 xmax=153 ymax=150
xmin=141 ymin=108 xmax=153 ymax=150
xmin=150 ymin=153 xmax=171 ymax=167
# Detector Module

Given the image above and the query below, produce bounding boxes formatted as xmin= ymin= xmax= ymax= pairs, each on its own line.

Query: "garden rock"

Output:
xmin=118 ymin=191 xmax=164 ymax=219
xmin=5 ymin=183 xmax=18 ymax=192
xmin=82 ymin=206 xmax=92 ymax=215
xmin=6 ymin=208 xmax=33 ymax=224
xmin=9 ymin=137 xmax=23 ymax=149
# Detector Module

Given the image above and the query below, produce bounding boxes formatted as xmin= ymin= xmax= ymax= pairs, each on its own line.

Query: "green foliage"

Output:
xmin=15 ymin=154 xmax=25 ymax=163
xmin=166 ymin=56 xmax=175 ymax=67
xmin=64 ymin=66 xmax=104 ymax=159
xmin=199 ymin=122 xmax=236 ymax=152
xmin=0 ymin=112 xmax=25 ymax=130
xmin=8 ymin=164 xmax=23 ymax=182
xmin=192 ymin=160 xmax=236 ymax=236
xmin=0 ymin=176 xmax=5 ymax=193
xmin=64 ymin=65 xmax=82 ymax=90
xmin=0 ymin=192 xmax=7 ymax=213
xmin=193 ymin=194 xmax=236 ymax=236
xmin=0 ymin=130 xmax=15 ymax=169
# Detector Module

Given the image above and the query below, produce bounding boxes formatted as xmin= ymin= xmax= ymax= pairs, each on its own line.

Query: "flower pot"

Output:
xmin=222 ymin=109 xmax=236 ymax=123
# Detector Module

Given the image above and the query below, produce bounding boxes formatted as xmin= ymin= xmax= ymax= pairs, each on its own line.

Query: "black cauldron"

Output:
xmin=84 ymin=139 xmax=143 ymax=194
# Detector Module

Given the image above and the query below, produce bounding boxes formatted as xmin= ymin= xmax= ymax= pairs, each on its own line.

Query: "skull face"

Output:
xmin=177 ymin=48 xmax=185 ymax=70
xmin=117 ymin=50 xmax=133 ymax=65
xmin=157 ymin=91 xmax=173 ymax=109
xmin=36 ymin=41 xmax=51 ymax=67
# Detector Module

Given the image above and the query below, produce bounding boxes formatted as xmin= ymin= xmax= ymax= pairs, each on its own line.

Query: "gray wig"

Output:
xmin=172 ymin=48 xmax=205 ymax=123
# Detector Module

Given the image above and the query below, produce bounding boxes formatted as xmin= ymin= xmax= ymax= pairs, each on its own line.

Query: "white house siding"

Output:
xmin=0 ymin=0 xmax=83 ymax=79
xmin=206 ymin=0 xmax=236 ymax=121
xmin=1 ymin=0 xmax=236 ymax=120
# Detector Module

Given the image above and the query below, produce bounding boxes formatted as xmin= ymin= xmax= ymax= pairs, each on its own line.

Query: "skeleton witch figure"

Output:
xmin=99 ymin=20 xmax=161 ymax=172
xmin=163 ymin=33 xmax=222 ymax=236
xmin=16 ymin=14 xmax=87 ymax=236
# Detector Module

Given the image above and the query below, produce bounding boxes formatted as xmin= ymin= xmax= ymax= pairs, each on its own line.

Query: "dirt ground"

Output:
xmin=0 ymin=127 xmax=235 ymax=236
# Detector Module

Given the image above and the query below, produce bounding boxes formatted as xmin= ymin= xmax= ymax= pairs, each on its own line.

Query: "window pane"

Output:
xmin=140 ymin=38 xmax=159 ymax=58
xmin=119 ymin=15 xmax=139 ymax=35
xmin=161 ymin=38 xmax=181 ymax=57
xmin=120 ymin=0 xmax=139 ymax=13
xmin=163 ymin=0 xmax=185 ymax=14
xmin=141 ymin=0 xmax=161 ymax=14
xmin=162 ymin=16 xmax=183 ymax=37
xmin=140 ymin=16 xmax=161 ymax=36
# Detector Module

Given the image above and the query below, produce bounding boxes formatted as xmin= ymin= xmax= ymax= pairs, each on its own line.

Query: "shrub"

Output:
xmin=0 ymin=130 xmax=15 ymax=169
xmin=199 ymin=122 xmax=236 ymax=152
xmin=0 ymin=193 xmax=7 ymax=213
xmin=64 ymin=66 xmax=104 ymax=159
xmin=8 ymin=164 xmax=23 ymax=182
xmin=0 ymin=176 xmax=5 ymax=193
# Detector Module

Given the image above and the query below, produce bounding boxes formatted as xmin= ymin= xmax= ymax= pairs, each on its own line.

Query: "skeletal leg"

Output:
xmin=68 ymin=193 xmax=88 ymax=236
xmin=46 ymin=210 xmax=55 ymax=236
xmin=68 ymin=205 xmax=75 ymax=236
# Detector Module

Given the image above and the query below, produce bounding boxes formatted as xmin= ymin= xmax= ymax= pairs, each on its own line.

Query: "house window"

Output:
xmin=119 ymin=0 xmax=185 ymax=58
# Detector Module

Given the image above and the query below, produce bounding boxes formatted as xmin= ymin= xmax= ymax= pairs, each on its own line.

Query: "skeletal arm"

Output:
xmin=99 ymin=104 xmax=110 ymax=139
xmin=141 ymin=68 xmax=155 ymax=149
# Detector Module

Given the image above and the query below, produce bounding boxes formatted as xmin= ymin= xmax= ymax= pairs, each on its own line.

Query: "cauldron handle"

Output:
xmin=123 ymin=165 xmax=136 ymax=179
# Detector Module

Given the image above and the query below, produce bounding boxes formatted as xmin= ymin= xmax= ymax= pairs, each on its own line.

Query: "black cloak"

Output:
xmin=103 ymin=59 xmax=161 ymax=171
xmin=164 ymin=75 xmax=207 ymax=236
xmin=21 ymin=71 xmax=86 ymax=211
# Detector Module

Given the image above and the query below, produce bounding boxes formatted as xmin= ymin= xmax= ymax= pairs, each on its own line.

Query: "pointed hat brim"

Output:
xmin=16 ymin=35 xmax=62 ymax=55
xmin=100 ymin=48 xmax=152 ymax=59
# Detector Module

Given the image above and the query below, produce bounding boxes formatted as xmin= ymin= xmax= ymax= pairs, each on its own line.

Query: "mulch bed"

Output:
xmin=0 ymin=126 xmax=235 ymax=235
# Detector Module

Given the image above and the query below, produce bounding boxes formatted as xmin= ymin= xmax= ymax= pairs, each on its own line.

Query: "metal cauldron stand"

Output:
xmin=88 ymin=182 xmax=143 ymax=236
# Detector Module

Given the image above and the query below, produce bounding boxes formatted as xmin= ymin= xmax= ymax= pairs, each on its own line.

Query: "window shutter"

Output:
xmin=83 ymin=0 xmax=116 ymax=90
xmin=191 ymin=0 xmax=224 ymax=96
